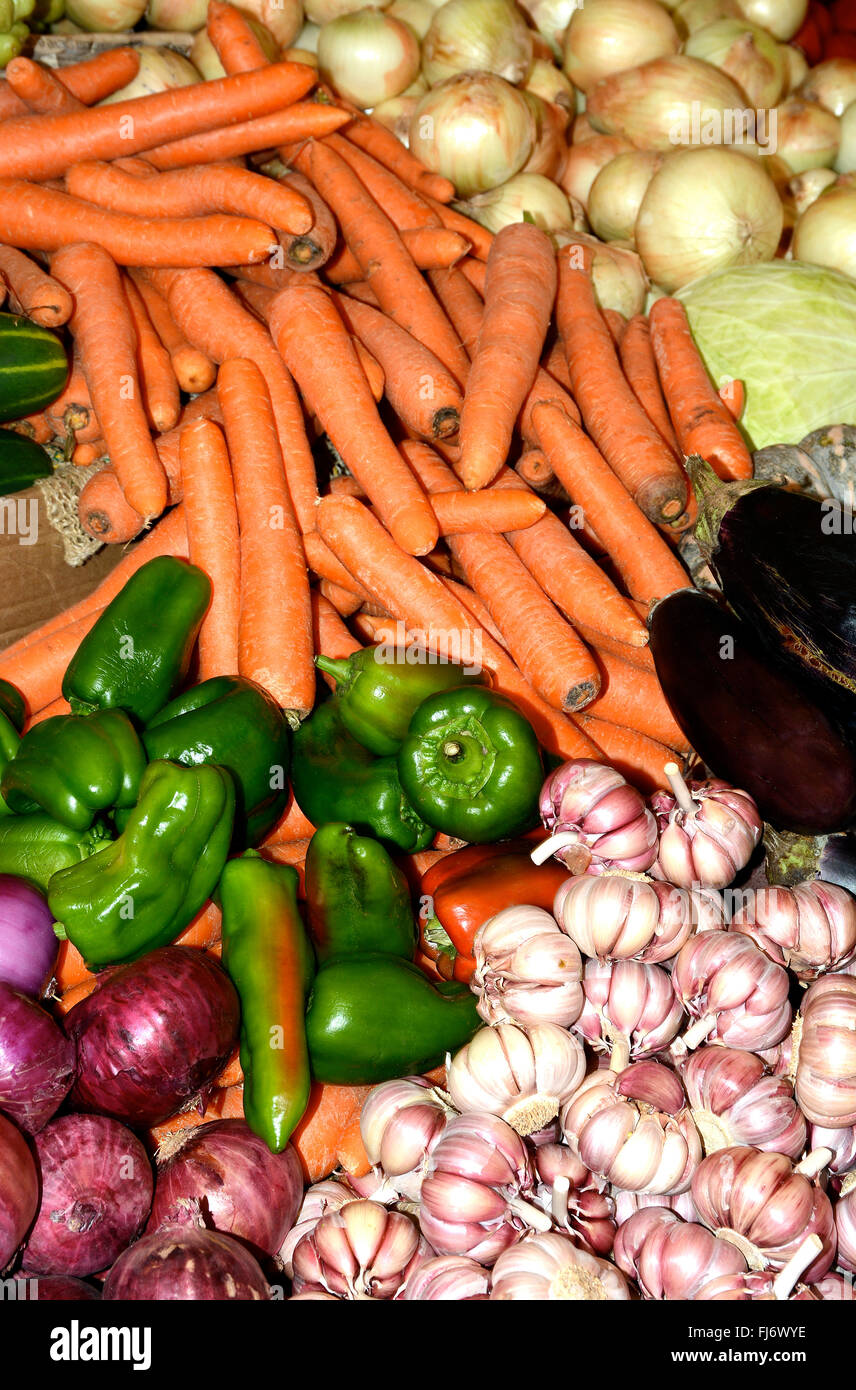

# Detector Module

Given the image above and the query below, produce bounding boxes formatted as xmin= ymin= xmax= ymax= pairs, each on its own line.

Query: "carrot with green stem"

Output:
xmin=0 ymin=245 xmax=72 ymax=327
xmin=648 ymin=296 xmax=753 ymax=482
xmin=455 ymin=222 xmax=557 ymax=491
xmin=4 ymin=57 xmax=83 ymax=115
xmin=0 ymin=47 xmax=141 ymax=120
xmin=206 ymin=0 xmax=271 ymax=73
xmin=127 ymin=271 xmax=217 ymax=395
xmin=267 ymin=279 xmax=439 ymax=557
xmin=217 ymin=358 xmax=315 ymax=720
xmin=51 ymin=243 xmax=167 ymax=522
xmin=122 ymin=274 xmax=181 ymax=434
xmin=618 ymin=314 xmax=681 ymax=457
xmin=531 ymin=401 xmax=690 ymax=604
xmin=144 ymin=103 xmax=351 ymax=172
xmin=180 ymin=419 xmax=241 ymax=682
xmin=556 ymin=244 xmax=689 ymax=526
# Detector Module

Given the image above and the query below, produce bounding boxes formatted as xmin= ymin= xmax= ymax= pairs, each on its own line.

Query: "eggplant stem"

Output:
xmin=664 ymin=761 xmax=695 ymax=817
xmin=773 ymin=1234 xmax=823 ymax=1301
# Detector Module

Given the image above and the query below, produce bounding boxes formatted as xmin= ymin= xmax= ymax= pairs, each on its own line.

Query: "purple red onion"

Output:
xmin=0 ymin=982 xmax=75 ymax=1133
xmin=13 ymin=1273 xmax=100 ymax=1300
xmin=103 ymin=1218 xmax=270 ymax=1300
xmin=0 ymin=876 xmax=58 ymax=998
xmin=0 ymin=1111 xmax=37 ymax=1271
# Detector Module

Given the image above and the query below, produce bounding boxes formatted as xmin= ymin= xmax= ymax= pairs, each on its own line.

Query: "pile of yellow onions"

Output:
xmin=562 ymin=0 xmax=681 ymax=92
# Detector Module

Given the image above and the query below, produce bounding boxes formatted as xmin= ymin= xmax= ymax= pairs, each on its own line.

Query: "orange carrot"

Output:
xmin=0 ymin=245 xmax=73 ymax=327
xmin=584 ymin=646 xmax=692 ymax=752
xmin=602 ymin=307 xmax=626 ymax=346
xmin=217 ymin=358 xmax=315 ymax=718
xmin=532 ymin=402 xmax=690 ymax=604
xmin=263 ymin=795 xmax=317 ymax=847
xmin=440 ymin=577 xmax=508 ymax=649
xmin=268 ymin=167 xmax=338 ymax=272
xmin=127 ymin=271 xmax=217 ymax=395
xmin=145 ymin=102 xmax=351 ymax=172
xmin=267 ymin=279 xmax=439 ymax=557
xmin=578 ymin=625 xmax=655 ymax=675
xmin=206 ymin=0 xmax=271 ymax=73
xmin=344 ymin=110 xmax=455 ymax=203
xmin=576 ymin=715 xmax=679 ymax=793
xmin=319 ymin=577 xmax=363 ymax=617
xmin=53 ymin=940 xmax=94 ymax=995
xmin=180 ymin=420 xmax=240 ymax=681
xmin=327 ymin=474 xmax=366 ymax=498
xmin=212 ymin=1048 xmax=243 ymax=1089
xmin=71 ymin=440 xmax=105 ymax=467
xmin=291 ymin=1082 xmax=374 ymax=1182
xmin=313 ymin=132 xmax=440 ymax=230
xmin=430 ymin=488 xmax=546 ymax=534
xmin=76 ymin=467 xmax=143 ymax=544
xmin=123 ymin=274 xmax=180 ymax=434
xmin=25 ymin=697 xmax=71 ymax=729
xmin=542 ymin=336 xmax=573 ymax=391
xmin=53 ymin=978 xmax=97 ymax=1018
xmin=456 ymin=223 xmax=558 ymax=490
xmin=516 ymin=447 xmax=561 ymax=495
xmin=352 ymin=338 xmax=385 ymax=402
xmin=648 ymin=296 xmax=753 ymax=481
xmin=0 ymin=62 xmax=319 ymax=181
xmin=4 ymin=57 xmax=83 ymax=115
xmin=262 ymin=839 xmax=309 ymax=887
xmin=66 ymin=160 xmax=313 ymax=236
xmin=325 ymin=226 xmax=470 ymax=285
xmin=619 ymin=314 xmax=680 ymax=455
xmin=423 ymin=194 xmax=494 ymax=260
xmin=8 ymin=411 xmax=54 ymax=445
xmin=0 ymin=609 xmax=105 ymax=713
xmin=311 ymin=589 xmax=362 ymax=665
xmin=174 ymin=899 xmax=222 ymax=950
xmin=0 ymin=48 xmax=140 ymax=120
xmin=52 ymin=244 xmax=168 ymax=521
xmin=44 ymin=355 xmax=97 ymax=444
xmin=718 ymin=377 xmax=745 ymax=421
xmin=556 ymin=245 xmax=690 ymax=525
xmin=459 ymin=256 xmax=486 ymax=296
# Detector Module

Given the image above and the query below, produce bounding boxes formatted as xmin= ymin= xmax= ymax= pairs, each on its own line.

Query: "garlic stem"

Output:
xmin=679 ymin=1013 xmax=717 ymax=1051
xmin=794 ymin=1147 xmax=833 ymax=1180
xmin=530 ymin=832 xmax=577 ymax=865
xmin=609 ymin=1037 xmax=631 ymax=1072
xmin=552 ymin=1175 xmax=570 ymax=1226
xmin=772 ymin=1233 xmax=823 ymax=1300
xmin=507 ymin=1194 xmax=554 ymax=1232
xmin=664 ymin=761 xmax=695 ymax=817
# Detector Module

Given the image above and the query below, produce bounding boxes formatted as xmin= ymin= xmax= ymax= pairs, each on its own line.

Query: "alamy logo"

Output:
xmin=0 ymin=496 xmax=38 ymax=545
xmin=49 ymin=1320 xmax=152 ymax=1372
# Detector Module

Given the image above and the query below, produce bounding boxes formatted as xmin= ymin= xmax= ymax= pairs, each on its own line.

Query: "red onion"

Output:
xmin=554 ymin=873 xmax=722 ymax=964
xmin=533 ymin=1144 xmax=616 ymax=1255
xmin=671 ymin=931 xmax=792 ymax=1053
xmin=398 ymin=1254 xmax=491 ymax=1300
xmin=0 ymin=982 xmax=75 ymax=1133
xmin=147 ymin=1119 xmax=302 ymax=1261
xmin=794 ymin=974 xmax=856 ymax=1126
xmin=0 ymin=1112 xmax=37 ymax=1271
xmin=22 ymin=1113 xmax=152 ymax=1277
xmin=690 ymin=1146 xmax=836 ymax=1281
xmin=835 ymin=1180 xmax=856 ymax=1273
xmin=0 ymin=876 xmax=58 ymax=998
xmin=67 ymin=947 xmax=239 ymax=1127
xmin=490 ymin=1229 xmax=631 ymax=1299
xmin=650 ymin=770 xmax=762 ymax=890
xmin=731 ymin=881 xmax=856 ymax=981
xmin=574 ymin=957 xmax=685 ymax=1066
xmin=680 ymin=1046 xmax=806 ymax=1159
xmin=103 ymin=1218 xmax=270 ymax=1300
xmin=292 ymin=1200 xmax=430 ymax=1299
xmin=534 ymin=758 xmax=658 ymax=875
xmin=13 ymin=1273 xmax=100 ymax=1299
xmin=614 ymin=1207 xmax=747 ymax=1299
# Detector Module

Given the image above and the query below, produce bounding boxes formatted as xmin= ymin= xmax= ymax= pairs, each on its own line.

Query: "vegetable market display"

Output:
xmin=0 ymin=0 xmax=855 ymax=1307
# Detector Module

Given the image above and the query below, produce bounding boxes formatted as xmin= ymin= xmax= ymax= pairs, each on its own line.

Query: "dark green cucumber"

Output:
xmin=0 ymin=313 xmax=69 ymax=423
xmin=0 ymin=430 xmax=52 ymax=494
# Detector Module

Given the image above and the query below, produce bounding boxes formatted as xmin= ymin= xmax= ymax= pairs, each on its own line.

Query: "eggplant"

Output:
xmin=649 ymin=587 xmax=856 ymax=834
xmin=765 ymin=824 xmax=856 ymax=897
xmin=690 ymin=457 xmax=856 ymax=720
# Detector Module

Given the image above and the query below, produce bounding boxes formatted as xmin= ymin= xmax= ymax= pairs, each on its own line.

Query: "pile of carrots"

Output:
xmin=0 ymin=2 xmax=757 ymax=1174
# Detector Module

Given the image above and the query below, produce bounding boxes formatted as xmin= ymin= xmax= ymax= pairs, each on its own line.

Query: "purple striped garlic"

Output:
xmin=650 ymin=766 xmax=762 ymax=890
xmin=680 ymin=1045 xmax=806 ymax=1160
xmin=574 ymin=957 xmax=685 ymax=1067
xmin=472 ymin=904 xmax=584 ymax=1028
xmin=534 ymin=758 xmax=658 ymax=876
xmin=446 ymin=1021 xmax=586 ymax=1136
xmin=553 ymin=872 xmax=723 ymax=965
xmin=613 ymin=1206 xmax=747 ymax=1300
xmin=489 ymin=1229 xmax=631 ymax=1300
xmin=671 ymin=931 xmax=792 ymax=1054
xmin=291 ymin=1200 xmax=433 ymax=1299
xmin=731 ymin=881 xmax=856 ymax=982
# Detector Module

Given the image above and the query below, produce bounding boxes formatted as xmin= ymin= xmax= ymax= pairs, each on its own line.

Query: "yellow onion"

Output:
xmin=561 ymin=0 xmax=680 ymax=93
xmin=673 ymin=0 xmax=739 ymax=35
xmin=524 ymin=59 xmax=575 ymax=118
xmin=684 ymin=18 xmax=787 ymax=108
xmin=636 ymin=147 xmax=782 ymax=292
xmin=587 ymin=150 xmax=664 ymax=244
xmin=522 ymin=93 xmax=570 ymax=178
xmin=681 ymin=1045 xmax=807 ymax=1158
xmin=558 ymin=134 xmax=634 ymax=208
xmin=672 ymin=931 xmax=792 ymax=1053
xmin=291 ymin=1200 xmax=432 ymax=1298
xmin=371 ymin=89 xmax=426 ymax=143
xmin=782 ymin=42 xmax=809 ymax=93
xmin=571 ymin=111 xmax=600 ymax=142
xmin=100 ymin=46 xmax=201 ymax=100
xmin=455 ymin=171 xmax=573 ymax=233
xmin=421 ymin=0 xmax=534 ymax=87
xmin=772 ymin=97 xmax=841 ymax=174
xmin=409 ymin=73 xmax=536 ymax=197
xmin=388 ymin=0 xmax=435 ymax=39
xmin=586 ymin=55 xmax=749 ymax=150
xmin=236 ymin=0 xmax=304 ymax=45
xmin=734 ymin=0 xmax=807 ymax=42
xmin=64 ymin=0 xmax=146 ymax=28
xmin=306 ymin=0 xmax=390 ymax=22
xmin=318 ymin=9 xmax=421 ymax=108
xmin=447 ymin=1021 xmax=586 ymax=1134
xmin=556 ymin=230 xmax=650 ymax=315
xmin=472 ymin=903 xmax=584 ymax=1028
xmin=793 ymin=185 xmax=856 ymax=277
xmin=614 ymin=1207 xmax=747 ymax=1298
xmin=293 ymin=18 xmax=321 ymax=49
xmin=795 ymin=974 xmax=856 ymax=1127
xmin=145 ymin=0 xmax=208 ymax=28
xmin=190 ymin=19 xmax=279 ymax=80
xmin=789 ymin=165 xmax=839 ymax=215
xmin=490 ymin=1229 xmax=631 ymax=1299
xmin=799 ymin=59 xmax=856 ymax=117
xmin=519 ymin=0 xmax=581 ymax=56
xmin=837 ymin=101 xmax=856 ymax=173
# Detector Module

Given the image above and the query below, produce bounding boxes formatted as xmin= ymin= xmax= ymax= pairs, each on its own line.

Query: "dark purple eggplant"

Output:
xmin=649 ymin=587 xmax=856 ymax=834
xmin=690 ymin=457 xmax=856 ymax=720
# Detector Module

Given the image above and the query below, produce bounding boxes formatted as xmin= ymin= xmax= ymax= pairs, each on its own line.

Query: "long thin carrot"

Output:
xmin=648 ymin=296 xmax=753 ymax=482
xmin=0 ymin=245 xmax=72 ymax=327
xmin=127 ymin=271 xmax=216 ymax=395
xmin=26 ymin=696 xmax=71 ymax=730
xmin=217 ymin=358 xmax=315 ymax=719
xmin=307 ymin=140 xmax=470 ymax=387
xmin=343 ymin=110 xmax=455 ymax=203
xmin=440 ymin=577 xmax=508 ymax=649
xmin=532 ymin=402 xmax=690 ymax=605
xmin=122 ymin=274 xmax=180 ymax=434
xmin=456 ymin=222 xmax=557 ymax=490
xmin=315 ymin=132 xmax=440 ymax=230
xmin=44 ymin=356 xmax=98 ymax=445
xmin=325 ymin=227 xmax=471 ymax=284
xmin=319 ymin=577 xmax=363 ymax=617
xmin=576 ymin=715 xmax=679 ymax=793
xmin=267 ymin=279 xmax=439 ymax=557
xmin=0 ymin=48 xmax=140 ymax=120
xmin=619 ymin=314 xmax=680 ymax=455
xmin=179 ymin=419 xmax=240 ymax=681
xmin=311 ymin=590 xmax=362 ymax=664
xmin=332 ymin=290 xmax=463 ymax=441
xmin=206 ymin=0 xmax=271 ymax=73
xmin=263 ymin=167 xmax=338 ymax=273
xmin=584 ymin=646 xmax=691 ymax=752
xmin=430 ymin=488 xmax=547 ymax=534
xmin=52 ymin=244 xmax=167 ymax=522
xmin=556 ymin=245 xmax=690 ymax=526
xmin=0 ymin=609 xmax=105 ymax=713
xmin=458 ymin=256 xmax=486 ymax=296
xmin=5 ymin=57 xmax=83 ymax=115
xmin=1 ymin=183 xmax=275 ymax=268
xmin=144 ymin=102 xmax=351 ymax=171
xmin=422 ymin=194 xmax=494 ymax=260
xmin=0 ymin=62 xmax=319 ymax=181
xmin=66 ymin=160 xmax=313 ymax=236
xmin=602 ymin=307 xmax=626 ymax=347
xmin=578 ymin=625 xmax=655 ymax=675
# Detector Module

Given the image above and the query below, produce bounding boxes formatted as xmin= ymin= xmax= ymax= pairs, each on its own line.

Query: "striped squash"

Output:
xmin=0 ymin=313 xmax=69 ymax=423
xmin=0 ymin=431 xmax=52 ymax=495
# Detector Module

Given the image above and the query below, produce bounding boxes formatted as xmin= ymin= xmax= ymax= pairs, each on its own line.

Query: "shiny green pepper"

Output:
xmin=305 ymin=822 xmax=415 ymax=964
xmin=398 ymin=687 xmax=543 ymax=843
xmin=2 ymin=708 xmax=146 ymax=830
xmin=0 ymin=814 xmax=110 ymax=891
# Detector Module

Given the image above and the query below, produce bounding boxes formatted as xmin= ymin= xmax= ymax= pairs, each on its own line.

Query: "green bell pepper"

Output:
xmin=62 ymin=556 xmax=211 ymax=725
xmin=0 ymin=711 xmax=19 ymax=818
xmin=1 ymin=708 xmax=146 ymax=830
xmin=220 ymin=854 xmax=314 ymax=1153
xmin=314 ymin=647 xmax=486 ymax=757
xmin=0 ymin=814 xmax=110 ymax=891
xmin=48 ymin=759 xmax=235 ymax=970
xmin=142 ymin=675 xmax=290 ymax=849
xmin=398 ymin=687 xmax=543 ymax=843
xmin=0 ymin=678 xmax=26 ymax=734
xmin=291 ymin=699 xmax=433 ymax=854
xmin=305 ymin=954 xmax=480 ymax=1084
xmin=305 ymin=822 xmax=416 ymax=964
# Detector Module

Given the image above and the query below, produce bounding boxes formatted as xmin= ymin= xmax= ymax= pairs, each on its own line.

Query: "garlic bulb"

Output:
xmin=835 ymin=1182 xmax=856 ymax=1274
xmin=472 ymin=904 xmax=584 ymax=1028
xmin=421 ymin=0 xmax=534 ymax=87
xmin=794 ymin=974 xmax=856 ymax=1127
xmin=398 ymin=1254 xmax=491 ymax=1299
xmin=279 ymin=1178 xmax=365 ymax=1279
xmin=533 ymin=1145 xmax=616 ymax=1255
xmin=575 ymin=957 xmax=686 ymax=1064
xmin=490 ymin=1229 xmax=631 ymax=1299
xmin=447 ymin=1021 xmax=586 ymax=1135
xmin=650 ymin=769 xmax=763 ymax=891
xmin=681 ymin=1046 xmax=806 ymax=1159
xmin=809 ymin=1123 xmax=856 ymax=1175
xmin=561 ymin=1061 xmax=702 ymax=1195
xmin=292 ymin=1200 xmax=433 ymax=1299
xmin=534 ymin=757 xmax=658 ymax=876
xmin=671 ymin=931 xmax=792 ymax=1053
xmin=731 ymin=881 xmax=856 ymax=981
xmin=562 ymin=0 xmax=680 ymax=94
xmin=612 ymin=1187 xmax=700 ymax=1225
xmin=360 ymin=1077 xmax=450 ymax=1181
xmin=690 ymin=1147 xmax=836 ymax=1280
xmin=614 ymin=1207 xmax=747 ymax=1299
xmin=553 ymin=873 xmax=721 ymax=965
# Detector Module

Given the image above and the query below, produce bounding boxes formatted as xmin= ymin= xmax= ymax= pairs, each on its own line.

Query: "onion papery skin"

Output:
xmin=0 ymin=1111 xmax=38 ymax=1272
xmin=103 ymin=1222 xmax=270 ymax=1300
xmin=0 ymin=982 xmax=75 ymax=1134
xmin=0 ymin=876 xmax=58 ymax=999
